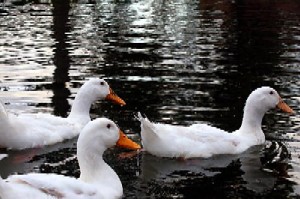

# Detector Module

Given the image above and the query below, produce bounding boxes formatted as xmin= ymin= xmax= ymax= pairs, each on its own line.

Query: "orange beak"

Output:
xmin=276 ymin=97 xmax=294 ymax=114
xmin=105 ymin=88 xmax=126 ymax=106
xmin=116 ymin=130 xmax=141 ymax=150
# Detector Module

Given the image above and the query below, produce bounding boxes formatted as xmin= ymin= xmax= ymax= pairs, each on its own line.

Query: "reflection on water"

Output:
xmin=136 ymin=143 xmax=294 ymax=198
xmin=0 ymin=0 xmax=300 ymax=198
xmin=51 ymin=0 xmax=71 ymax=117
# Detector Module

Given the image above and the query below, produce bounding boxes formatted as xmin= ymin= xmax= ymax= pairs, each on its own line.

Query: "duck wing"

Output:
xmin=2 ymin=113 xmax=79 ymax=149
xmin=5 ymin=173 xmax=101 ymax=199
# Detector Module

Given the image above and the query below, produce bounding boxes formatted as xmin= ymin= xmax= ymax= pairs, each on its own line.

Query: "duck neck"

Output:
xmin=239 ymin=103 xmax=266 ymax=137
xmin=68 ymin=91 xmax=94 ymax=118
xmin=77 ymin=147 xmax=122 ymax=193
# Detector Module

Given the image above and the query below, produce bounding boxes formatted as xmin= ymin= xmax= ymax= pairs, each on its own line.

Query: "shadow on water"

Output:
xmin=0 ymin=0 xmax=300 ymax=198
xmin=50 ymin=0 xmax=71 ymax=117
xmin=132 ymin=143 xmax=295 ymax=199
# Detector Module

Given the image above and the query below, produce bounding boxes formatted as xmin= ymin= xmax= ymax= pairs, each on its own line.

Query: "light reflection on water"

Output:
xmin=0 ymin=0 xmax=300 ymax=198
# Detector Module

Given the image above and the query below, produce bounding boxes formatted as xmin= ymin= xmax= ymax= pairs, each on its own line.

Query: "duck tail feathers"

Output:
xmin=135 ymin=112 xmax=145 ymax=122
xmin=135 ymin=112 xmax=158 ymax=136
xmin=0 ymin=154 xmax=7 ymax=161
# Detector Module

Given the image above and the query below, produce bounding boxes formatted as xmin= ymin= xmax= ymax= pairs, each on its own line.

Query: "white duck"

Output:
xmin=137 ymin=87 xmax=294 ymax=159
xmin=0 ymin=78 xmax=126 ymax=150
xmin=0 ymin=118 xmax=141 ymax=199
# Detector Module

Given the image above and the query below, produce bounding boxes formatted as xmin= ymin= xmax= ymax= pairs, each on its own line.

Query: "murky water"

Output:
xmin=0 ymin=0 xmax=300 ymax=198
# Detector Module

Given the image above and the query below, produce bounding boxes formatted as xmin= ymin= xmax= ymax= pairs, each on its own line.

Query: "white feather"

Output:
xmin=0 ymin=78 xmax=123 ymax=150
xmin=138 ymin=87 xmax=293 ymax=158
xmin=0 ymin=118 xmax=125 ymax=199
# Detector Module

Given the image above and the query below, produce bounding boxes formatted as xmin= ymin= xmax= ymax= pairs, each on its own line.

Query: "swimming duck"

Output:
xmin=0 ymin=78 xmax=126 ymax=150
xmin=137 ymin=87 xmax=294 ymax=159
xmin=0 ymin=118 xmax=141 ymax=199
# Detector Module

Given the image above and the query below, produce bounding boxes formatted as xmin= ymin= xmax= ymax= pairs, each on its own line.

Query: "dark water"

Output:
xmin=0 ymin=0 xmax=300 ymax=198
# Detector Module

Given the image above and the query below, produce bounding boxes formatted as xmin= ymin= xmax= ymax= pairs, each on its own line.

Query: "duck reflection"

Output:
xmin=260 ymin=141 xmax=291 ymax=177
xmin=51 ymin=0 xmax=71 ymax=117
xmin=140 ymin=142 xmax=293 ymax=198
xmin=0 ymin=138 xmax=76 ymax=179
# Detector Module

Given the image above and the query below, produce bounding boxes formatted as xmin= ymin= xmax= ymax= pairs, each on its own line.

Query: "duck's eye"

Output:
xmin=100 ymin=82 xmax=105 ymax=86
xmin=269 ymin=91 xmax=274 ymax=95
xmin=107 ymin=124 xmax=111 ymax=129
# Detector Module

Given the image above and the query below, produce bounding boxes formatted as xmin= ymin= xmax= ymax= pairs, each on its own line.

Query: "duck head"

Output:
xmin=245 ymin=86 xmax=294 ymax=114
xmin=79 ymin=78 xmax=126 ymax=106
xmin=78 ymin=118 xmax=141 ymax=154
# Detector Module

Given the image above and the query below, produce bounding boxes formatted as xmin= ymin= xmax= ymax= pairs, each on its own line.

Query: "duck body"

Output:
xmin=139 ymin=120 xmax=236 ymax=158
xmin=138 ymin=87 xmax=294 ymax=159
xmin=1 ymin=173 xmax=102 ymax=199
xmin=0 ymin=113 xmax=80 ymax=149
xmin=0 ymin=118 xmax=141 ymax=199
xmin=0 ymin=78 xmax=125 ymax=150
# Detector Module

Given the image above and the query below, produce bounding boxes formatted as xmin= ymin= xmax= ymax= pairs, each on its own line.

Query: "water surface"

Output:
xmin=0 ymin=0 xmax=300 ymax=198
